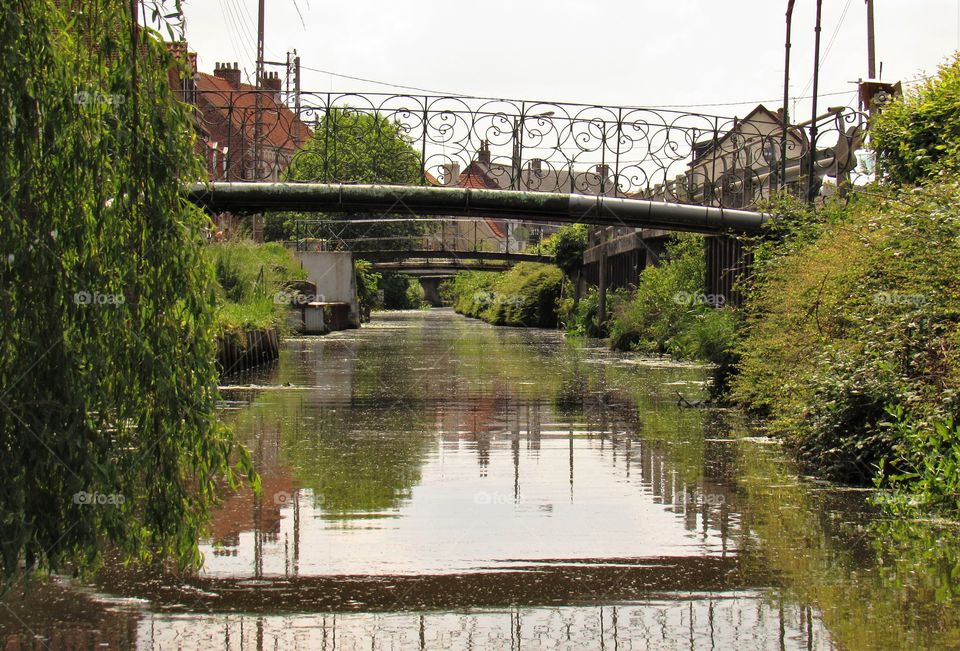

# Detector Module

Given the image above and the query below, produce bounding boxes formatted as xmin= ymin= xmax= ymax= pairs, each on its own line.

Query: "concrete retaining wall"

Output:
xmin=293 ymin=250 xmax=360 ymax=328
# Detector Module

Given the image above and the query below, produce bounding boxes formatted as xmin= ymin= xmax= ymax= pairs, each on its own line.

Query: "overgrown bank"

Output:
xmin=206 ymin=240 xmax=306 ymax=333
xmin=443 ymin=262 xmax=565 ymax=328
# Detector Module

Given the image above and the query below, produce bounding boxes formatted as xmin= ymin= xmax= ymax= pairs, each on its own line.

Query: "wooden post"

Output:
xmin=598 ymin=247 xmax=608 ymax=327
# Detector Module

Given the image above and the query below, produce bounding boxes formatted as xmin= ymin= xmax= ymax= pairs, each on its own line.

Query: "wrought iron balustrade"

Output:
xmin=181 ymin=88 xmax=869 ymax=209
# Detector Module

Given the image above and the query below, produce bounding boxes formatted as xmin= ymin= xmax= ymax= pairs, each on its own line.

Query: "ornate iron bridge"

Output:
xmin=183 ymin=87 xmax=869 ymax=210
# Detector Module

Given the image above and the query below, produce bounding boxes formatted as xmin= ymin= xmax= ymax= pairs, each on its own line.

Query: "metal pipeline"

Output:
xmin=185 ymin=183 xmax=771 ymax=234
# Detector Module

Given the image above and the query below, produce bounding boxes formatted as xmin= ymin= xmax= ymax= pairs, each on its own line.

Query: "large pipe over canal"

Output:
xmin=184 ymin=182 xmax=771 ymax=234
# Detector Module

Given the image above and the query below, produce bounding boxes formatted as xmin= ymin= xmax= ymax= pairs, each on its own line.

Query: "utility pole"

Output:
xmin=807 ymin=0 xmax=824 ymax=203
xmin=294 ymin=54 xmax=301 ymax=119
xmin=782 ymin=0 xmax=796 ymax=193
xmin=866 ymin=0 xmax=877 ymax=79
xmin=253 ymin=0 xmax=265 ymax=239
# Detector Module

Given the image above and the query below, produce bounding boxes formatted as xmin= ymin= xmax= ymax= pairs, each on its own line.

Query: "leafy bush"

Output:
xmin=872 ymin=53 xmax=960 ymax=185
xmin=607 ymin=235 xmax=707 ymax=354
xmin=541 ymin=224 xmax=588 ymax=277
xmin=354 ymin=259 xmax=381 ymax=321
xmin=560 ymin=286 xmax=630 ymax=338
xmin=732 ymin=178 xmax=960 ymax=488
xmin=881 ymin=408 xmax=960 ymax=512
xmin=447 ymin=263 xmax=565 ymax=327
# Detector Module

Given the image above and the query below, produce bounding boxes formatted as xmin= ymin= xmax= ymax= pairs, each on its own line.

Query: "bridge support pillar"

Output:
xmin=419 ymin=277 xmax=445 ymax=307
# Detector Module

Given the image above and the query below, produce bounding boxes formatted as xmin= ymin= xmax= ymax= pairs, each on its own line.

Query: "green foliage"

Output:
xmin=354 ymin=259 xmax=381 ymax=320
xmin=878 ymin=407 xmax=960 ymax=512
xmin=732 ymin=178 xmax=960 ymax=490
xmin=607 ymin=235 xmax=708 ymax=354
xmin=278 ymin=109 xmax=435 ymax=246
xmin=542 ymin=224 xmax=588 ymax=277
xmin=205 ymin=240 xmax=306 ymax=332
xmin=378 ymin=273 xmax=426 ymax=310
xmin=0 ymin=1 xmax=255 ymax=580
xmin=559 ymin=286 xmax=630 ymax=338
xmin=447 ymin=263 xmax=565 ymax=328
xmin=287 ymin=109 xmax=423 ymax=185
xmin=872 ymin=53 xmax=960 ymax=186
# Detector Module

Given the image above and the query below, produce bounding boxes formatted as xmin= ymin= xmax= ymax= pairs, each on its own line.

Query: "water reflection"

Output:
xmin=6 ymin=310 xmax=960 ymax=649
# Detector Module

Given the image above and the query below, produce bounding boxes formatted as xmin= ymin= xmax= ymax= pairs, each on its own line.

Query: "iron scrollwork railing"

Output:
xmin=179 ymin=86 xmax=870 ymax=209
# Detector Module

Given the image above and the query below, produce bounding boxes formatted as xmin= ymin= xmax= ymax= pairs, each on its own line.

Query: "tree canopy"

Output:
xmin=872 ymin=53 xmax=960 ymax=185
xmin=267 ymin=110 xmax=436 ymax=246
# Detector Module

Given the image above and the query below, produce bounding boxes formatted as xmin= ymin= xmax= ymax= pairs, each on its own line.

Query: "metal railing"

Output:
xmin=291 ymin=218 xmax=546 ymax=255
xmin=180 ymin=87 xmax=869 ymax=209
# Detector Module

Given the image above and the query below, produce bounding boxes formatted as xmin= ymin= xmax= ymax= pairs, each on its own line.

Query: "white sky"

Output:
xmin=174 ymin=0 xmax=959 ymax=117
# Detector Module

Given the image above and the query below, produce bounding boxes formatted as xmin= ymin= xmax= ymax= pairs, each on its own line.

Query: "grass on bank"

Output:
xmin=206 ymin=240 xmax=306 ymax=333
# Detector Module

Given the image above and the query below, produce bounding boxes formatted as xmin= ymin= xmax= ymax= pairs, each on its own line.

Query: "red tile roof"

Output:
xmin=194 ymin=72 xmax=312 ymax=151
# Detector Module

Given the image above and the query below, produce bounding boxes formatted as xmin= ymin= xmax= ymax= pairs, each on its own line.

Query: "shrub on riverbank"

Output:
xmin=732 ymin=55 xmax=960 ymax=502
xmin=206 ymin=240 xmax=306 ymax=332
xmin=871 ymin=54 xmax=960 ymax=185
xmin=446 ymin=263 xmax=565 ymax=327
xmin=732 ymin=180 xmax=960 ymax=495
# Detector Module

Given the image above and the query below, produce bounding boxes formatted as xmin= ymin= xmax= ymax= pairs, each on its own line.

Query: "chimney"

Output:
xmin=214 ymin=62 xmax=241 ymax=89
xmin=477 ymin=140 xmax=491 ymax=165
xmin=442 ymin=162 xmax=461 ymax=187
xmin=530 ymin=158 xmax=542 ymax=174
xmin=262 ymin=71 xmax=282 ymax=101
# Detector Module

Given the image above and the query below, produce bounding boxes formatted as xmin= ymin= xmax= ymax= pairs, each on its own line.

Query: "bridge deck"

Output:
xmin=356 ymin=249 xmax=551 ymax=263
xmin=186 ymin=182 xmax=769 ymax=234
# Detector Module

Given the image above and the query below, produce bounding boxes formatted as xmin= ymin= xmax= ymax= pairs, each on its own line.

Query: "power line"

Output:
xmin=216 ymin=0 xmax=254 ymax=66
xmin=300 ymin=65 xmax=469 ymax=97
xmin=798 ymin=0 xmax=853 ymax=99
xmin=300 ymin=64 xmax=862 ymax=111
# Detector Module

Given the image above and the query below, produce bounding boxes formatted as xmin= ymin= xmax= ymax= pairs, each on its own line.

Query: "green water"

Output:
xmin=3 ymin=309 xmax=960 ymax=650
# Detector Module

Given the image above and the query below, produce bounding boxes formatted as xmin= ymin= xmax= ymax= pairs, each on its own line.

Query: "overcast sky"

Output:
xmin=173 ymin=1 xmax=958 ymax=117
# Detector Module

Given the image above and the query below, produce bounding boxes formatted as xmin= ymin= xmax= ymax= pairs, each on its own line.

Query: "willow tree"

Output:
xmin=0 ymin=1 xmax=253 ymax=581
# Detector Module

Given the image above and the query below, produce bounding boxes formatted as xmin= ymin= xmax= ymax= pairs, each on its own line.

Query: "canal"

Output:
xmin=3 ymin=309 xmax=960 ymax=649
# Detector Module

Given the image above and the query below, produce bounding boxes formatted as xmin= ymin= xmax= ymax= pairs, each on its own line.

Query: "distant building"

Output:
xmin=167 ymin=43 xmax=312 ymax=183
xmin=167 ymin=44 xmax=312 ymax=239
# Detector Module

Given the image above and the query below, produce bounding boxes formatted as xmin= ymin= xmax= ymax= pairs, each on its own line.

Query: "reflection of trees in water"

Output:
xmin=734 ymin=435 xmax=960 ymax=650
xmin=281 ymin=399 xmax=433 ymax=515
